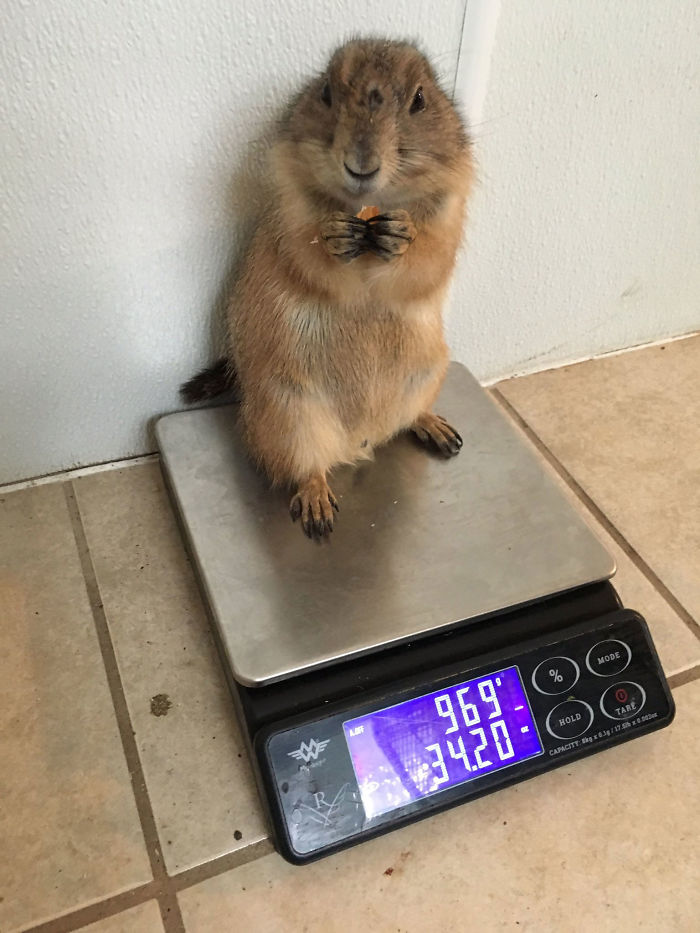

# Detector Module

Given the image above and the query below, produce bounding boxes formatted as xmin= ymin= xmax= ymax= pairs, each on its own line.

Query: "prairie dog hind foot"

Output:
xmin=289 ymin=473 xmax=340 ymax=540
xmin=411 ymin=412 xmax=463 ymax=457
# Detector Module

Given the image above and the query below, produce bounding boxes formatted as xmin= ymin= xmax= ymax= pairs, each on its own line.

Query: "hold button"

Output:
xmin=545 ymin=700 xmax=594 ymax=740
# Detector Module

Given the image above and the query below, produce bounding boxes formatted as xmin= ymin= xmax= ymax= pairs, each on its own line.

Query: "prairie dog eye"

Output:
xmin=410 ymin=86 xmax=425 ymax=114
xmin=321 ymin=81 xmax=332 ymax=107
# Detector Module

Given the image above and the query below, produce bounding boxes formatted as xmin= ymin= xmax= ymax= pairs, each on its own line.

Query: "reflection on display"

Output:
xmin=343 ymin=666 xmax=542 ymax=819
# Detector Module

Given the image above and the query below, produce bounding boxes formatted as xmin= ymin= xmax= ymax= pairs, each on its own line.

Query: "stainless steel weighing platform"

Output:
xmin=156 ymin=363 xmax=674 ymax=863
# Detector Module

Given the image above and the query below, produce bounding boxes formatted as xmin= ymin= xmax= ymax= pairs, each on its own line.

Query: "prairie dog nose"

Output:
xmin=344 ymin=135 xmax=380 ymax=178
xmin=343 ymin=162 xmax=380 ymax=181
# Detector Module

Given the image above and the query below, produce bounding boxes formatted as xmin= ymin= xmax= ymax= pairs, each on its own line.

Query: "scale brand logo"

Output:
xmin=287 ymin=738 xmax=330 ymax=763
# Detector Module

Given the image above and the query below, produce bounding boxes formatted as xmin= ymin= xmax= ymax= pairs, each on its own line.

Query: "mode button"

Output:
xmin=586 ymin=639 xmax=632 ymax=677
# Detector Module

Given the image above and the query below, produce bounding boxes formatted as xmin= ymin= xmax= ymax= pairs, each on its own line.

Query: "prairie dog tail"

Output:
xmin=180 ymin=357 xmax=238 ymax=404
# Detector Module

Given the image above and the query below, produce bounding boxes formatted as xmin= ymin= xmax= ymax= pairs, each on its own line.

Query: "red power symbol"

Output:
xmin=615 ymin=688 xmax=628 ymax=703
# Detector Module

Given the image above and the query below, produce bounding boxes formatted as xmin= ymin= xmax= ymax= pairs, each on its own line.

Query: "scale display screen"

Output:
xmin=343 ymin=666 xmax=543 ymax=819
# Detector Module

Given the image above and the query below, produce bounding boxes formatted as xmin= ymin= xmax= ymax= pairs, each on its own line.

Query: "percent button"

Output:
xmin=532 ymin=656 xmax=580 ymax=695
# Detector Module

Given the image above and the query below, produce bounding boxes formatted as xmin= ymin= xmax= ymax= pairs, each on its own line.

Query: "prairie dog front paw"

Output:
xmin=320 ymin=212 xmax=370 ymax=263
xmin=366 ymin=210 xmax=416 ymax=260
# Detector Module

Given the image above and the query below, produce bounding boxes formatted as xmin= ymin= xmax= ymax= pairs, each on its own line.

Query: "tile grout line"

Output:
xmin=0 ymin=453 xmax=159 ymax=495
xmin=61 ymin=481 xmax=186 ymax=933
xmin=170 ymin=839 xmax=275 ymax=894
xmin=481 ymin=328 xmax=700 ymax=386
xmin=19 ymin=837 xmax=275 ymax=933
xmin=668 ymin=664 xmax=700 ymax=690
xmin=490 ymin=388 xmax=700 ymax=645
xmin=23 ymin=480 xmax=276 ymax=933
xmin=20 ymin=884 xmax=159 ymax=933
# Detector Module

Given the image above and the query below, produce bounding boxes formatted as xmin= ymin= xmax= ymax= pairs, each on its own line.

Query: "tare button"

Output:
xmin=600 ymin=682 xmax=646 ymax=720
xmin=545 ymin=700 xmax=594 ymax=740
xmin=532 ymin=656 xmax=580 ymax=695
xmin=586 ymin=639 xmax=632 ymax=677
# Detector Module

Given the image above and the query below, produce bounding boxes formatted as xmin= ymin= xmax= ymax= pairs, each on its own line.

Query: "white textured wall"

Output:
xmin=2 ymin=1 xmax=699 ymax=482
xmin=447 ymin=0 xmax=700 ymax=381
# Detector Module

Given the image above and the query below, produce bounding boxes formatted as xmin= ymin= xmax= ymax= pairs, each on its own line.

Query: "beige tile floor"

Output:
xmin=1 ymin=335 xmax=698 ymax=933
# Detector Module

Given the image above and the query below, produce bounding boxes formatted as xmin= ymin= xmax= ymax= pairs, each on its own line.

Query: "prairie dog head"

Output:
xmin=276 ymin=38 xmax=470 ymax=211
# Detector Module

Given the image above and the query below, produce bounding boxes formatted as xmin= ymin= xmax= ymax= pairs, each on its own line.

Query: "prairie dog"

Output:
xmin=182 ymin=38 xmax=474 ymax=538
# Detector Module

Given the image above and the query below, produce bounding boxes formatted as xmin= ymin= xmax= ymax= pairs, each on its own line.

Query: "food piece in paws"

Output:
xmin=356 ymin=205 xmax=380 ymax=221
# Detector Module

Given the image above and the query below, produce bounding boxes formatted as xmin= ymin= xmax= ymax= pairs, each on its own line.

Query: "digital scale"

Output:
xmin=156 ymin=363 xmax=674 ymax=864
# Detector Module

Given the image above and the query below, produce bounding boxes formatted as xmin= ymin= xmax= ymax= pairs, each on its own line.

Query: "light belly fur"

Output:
xmin=281 ymin=296 xmax=447 ymax=462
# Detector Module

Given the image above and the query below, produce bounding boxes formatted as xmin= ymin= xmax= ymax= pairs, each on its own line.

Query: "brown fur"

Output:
xmin=206 ymin=38 xmax=473 ymax=537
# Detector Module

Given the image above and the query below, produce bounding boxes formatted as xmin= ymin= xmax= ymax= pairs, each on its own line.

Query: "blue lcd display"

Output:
xmin=343 ymin=666 xmax=542 ymax=819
